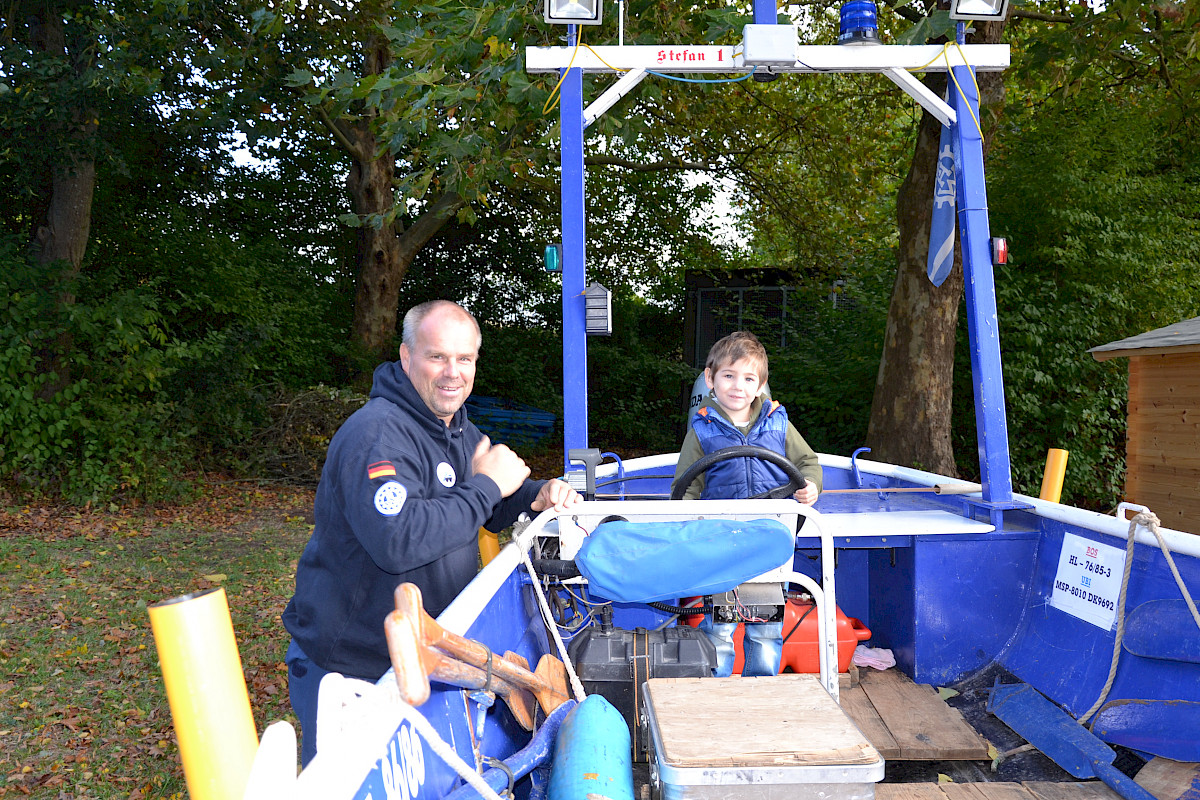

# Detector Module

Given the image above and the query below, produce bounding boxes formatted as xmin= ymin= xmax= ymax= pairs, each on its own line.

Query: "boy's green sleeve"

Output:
xmin=785 ymin=422 xmax=823 ymax=493
xmin=672 ymin=429 xmax=706 ymax=500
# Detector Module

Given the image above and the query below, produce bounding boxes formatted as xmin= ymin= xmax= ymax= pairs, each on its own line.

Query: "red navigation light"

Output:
xmin=991 ymin=237 xmax=1008 ymax=265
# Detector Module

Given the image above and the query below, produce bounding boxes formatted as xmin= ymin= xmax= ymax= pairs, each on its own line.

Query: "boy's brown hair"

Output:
xmin=705 ymin=331 xmax=769 ymax=386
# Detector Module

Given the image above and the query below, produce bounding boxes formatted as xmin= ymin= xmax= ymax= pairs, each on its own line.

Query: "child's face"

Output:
xmin=705 ymin=358 xmax=763 ymax=423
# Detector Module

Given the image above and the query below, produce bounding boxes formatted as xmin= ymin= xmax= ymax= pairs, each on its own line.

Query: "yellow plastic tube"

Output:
xmin=148 ymin=587 xmax=259 ymax=800
xmin=479 ymin=527 xmax=501 ymax=566
xmin=1039 ymin=448 xmax=1069 ymax=503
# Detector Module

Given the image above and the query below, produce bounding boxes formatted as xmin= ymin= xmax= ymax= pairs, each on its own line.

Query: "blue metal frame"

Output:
xmin=561 ymin=25 xmax=589 ymax=469
xmin=949 ymin=29 xmax=1017 ymax=521
xmin=557 ymin=16 xmax=1021 ymax=520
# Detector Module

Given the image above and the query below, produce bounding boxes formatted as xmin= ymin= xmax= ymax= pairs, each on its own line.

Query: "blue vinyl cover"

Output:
xmin=574 ymin=518 xmax=795 ymax=603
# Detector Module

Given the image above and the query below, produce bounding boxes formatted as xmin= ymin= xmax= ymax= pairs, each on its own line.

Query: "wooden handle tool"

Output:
xmin=385 ymin=583 xmax=570 ymax=728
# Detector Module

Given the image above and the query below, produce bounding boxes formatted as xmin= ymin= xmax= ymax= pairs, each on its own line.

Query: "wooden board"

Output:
xmin=944 ymin=782 xmax=1040 ymax=800
xmin=842 ymin=684 xmax=902 ymax=759
xmin=1134 ymin=758 xmax=1200 ymax=800
xmin=877 ymin=784 xmax=951 ymax=800
xmin=877 ymin=782 xmax=1124 ymax=800
xmin=1023 ymin=781 xmax=1124 ymax=800
xmin=643 ymin=674 xmax=881 ymax=769
xmin=855 ymin=669 xmax=991 ymax=760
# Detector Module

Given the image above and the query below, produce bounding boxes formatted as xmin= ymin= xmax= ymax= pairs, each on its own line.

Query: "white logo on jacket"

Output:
xmin=374 ymin=481 xmax=407 ymax=515
xmin=436 ymin=462 xmax=456 ymax=487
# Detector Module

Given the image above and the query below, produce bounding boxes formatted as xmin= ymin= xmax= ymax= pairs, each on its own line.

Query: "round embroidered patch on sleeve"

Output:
xmin=374 ymin=481 xmax=407 ymax=516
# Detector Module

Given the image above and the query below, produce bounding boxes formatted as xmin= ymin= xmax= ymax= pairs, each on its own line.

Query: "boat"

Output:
xmin=157 ymin=6 xmax=1200 ymax=800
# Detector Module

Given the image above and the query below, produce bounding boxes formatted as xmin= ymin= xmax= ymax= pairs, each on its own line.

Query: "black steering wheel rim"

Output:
xmin=671 ymin=444 xmax=807 ymax=501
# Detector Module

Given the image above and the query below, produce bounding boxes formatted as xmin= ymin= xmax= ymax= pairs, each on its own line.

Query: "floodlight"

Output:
xmin=948 ymin=0 xmax=1009 ymax=21
xmin=545 ymin=0 xmax=603 ymax=26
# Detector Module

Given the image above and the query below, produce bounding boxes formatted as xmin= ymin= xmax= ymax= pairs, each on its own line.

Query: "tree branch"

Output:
xmin=309 ymin=101 xmax=365 ymax=162
xmin=1010 ymin=8 xmax=1074 ymax=23
xmin=397 ymin=190 xmax=467 ymax=259
xmin=582 ymin=154 xmax=718 ymax=172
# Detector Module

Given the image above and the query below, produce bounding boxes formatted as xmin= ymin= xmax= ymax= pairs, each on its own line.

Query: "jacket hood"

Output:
xmin=369 ymin=360 xmax=469 ymax=436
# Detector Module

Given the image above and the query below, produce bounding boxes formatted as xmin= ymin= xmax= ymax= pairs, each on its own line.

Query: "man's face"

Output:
xmin=400 ymin=307 xmax=479 ymax=425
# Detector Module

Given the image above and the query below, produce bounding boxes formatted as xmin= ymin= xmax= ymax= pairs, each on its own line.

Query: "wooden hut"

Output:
xmin=1089 ymin=317 xmax=1200 ymax=535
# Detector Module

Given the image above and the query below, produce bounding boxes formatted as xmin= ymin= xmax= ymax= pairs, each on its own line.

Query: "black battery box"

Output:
xmin=567 ymin=625 xmax=716 ymax=760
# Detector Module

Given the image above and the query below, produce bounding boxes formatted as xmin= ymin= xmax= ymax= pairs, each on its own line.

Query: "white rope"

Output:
xmin=397 ymin=700 xmax=508 ymax=800
xmin=1078 ymin=510 xmax=1200 ymax=724
xmin=1140 ymin=512 xmax=1200 ymax=631
xmin=521 ymin=545 xmax=588 ymax=702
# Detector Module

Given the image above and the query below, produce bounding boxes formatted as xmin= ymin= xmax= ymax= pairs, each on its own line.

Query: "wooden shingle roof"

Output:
xmin=1089 ymin=316 xmax=1200 ymax=361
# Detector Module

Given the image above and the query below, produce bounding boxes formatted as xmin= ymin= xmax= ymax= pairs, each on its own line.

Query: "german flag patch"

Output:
xmin=367 ymin=460 xmax=397 ymax=480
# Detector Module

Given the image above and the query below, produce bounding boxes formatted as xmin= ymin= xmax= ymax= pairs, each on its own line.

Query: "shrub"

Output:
xmin=0 ymin=247 xmax=195 ymax=504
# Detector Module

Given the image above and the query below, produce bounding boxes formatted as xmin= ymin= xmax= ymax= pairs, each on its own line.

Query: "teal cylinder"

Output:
xmin=548 ymin=694 xmax=635 ymax=800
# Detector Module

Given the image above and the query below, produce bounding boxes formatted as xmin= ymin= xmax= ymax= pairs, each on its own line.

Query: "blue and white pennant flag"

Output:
xmin=926 ymin=108 xmax=956 ymax=288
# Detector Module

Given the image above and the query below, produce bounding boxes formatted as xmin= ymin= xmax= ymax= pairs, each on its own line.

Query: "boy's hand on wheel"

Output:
xmin=793 ymin=479 xmax=818 ymax=506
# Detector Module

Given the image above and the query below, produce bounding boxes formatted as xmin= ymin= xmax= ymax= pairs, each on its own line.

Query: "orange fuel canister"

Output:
xmin=683 ymin=596 xmax=871 ymax=674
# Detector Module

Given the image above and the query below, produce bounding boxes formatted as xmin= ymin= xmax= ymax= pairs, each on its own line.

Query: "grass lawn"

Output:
xmin=0 ymin=482 xmax=316 ymax=799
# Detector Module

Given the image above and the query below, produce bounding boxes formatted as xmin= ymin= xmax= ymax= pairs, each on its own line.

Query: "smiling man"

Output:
xmin=282 ymin=300 xmax=580 ymax=766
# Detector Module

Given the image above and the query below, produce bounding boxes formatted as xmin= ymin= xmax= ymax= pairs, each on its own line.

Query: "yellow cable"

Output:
xmin=543 ymin=28 xmax=585 ymax=116
xmin=945 ymin=42 xmax=984 ymax=140
xmin=910 ymin=41 xmax=952 ymax=72
xmin=904 ymin=40 xmax=985 ymax=141
xmin=583 ymin=42 xmax=629 ymax=73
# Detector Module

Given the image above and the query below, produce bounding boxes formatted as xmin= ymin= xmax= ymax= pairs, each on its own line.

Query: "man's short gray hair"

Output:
xmin=401 ymin=300 xmax=482 ymax=351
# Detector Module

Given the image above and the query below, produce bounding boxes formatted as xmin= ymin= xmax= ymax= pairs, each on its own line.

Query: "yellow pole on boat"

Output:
xmin=479 ymin=527 xmax=501 ymax=566
xmin=1039 ymin=448 xmax=1069 ymax=503
xmin=148 ymin=587 xmax=259 ymax=800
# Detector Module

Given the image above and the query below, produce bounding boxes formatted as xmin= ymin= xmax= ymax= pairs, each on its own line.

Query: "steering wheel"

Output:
xmin=671 ymin=445 xmax=808 ymax=501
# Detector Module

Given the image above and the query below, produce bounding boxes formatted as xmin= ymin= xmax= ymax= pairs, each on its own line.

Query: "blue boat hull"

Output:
xmin=282 ymin=454 xmax=1200 ymax=798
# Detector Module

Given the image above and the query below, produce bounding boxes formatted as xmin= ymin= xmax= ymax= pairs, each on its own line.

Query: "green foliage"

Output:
xmin=0 ymin=243 xmax=194 ymax=504
xmin=978 ymin=90 xmax=1200 ymax=509
xmin=475 ymin=324 xmax=563 ymax=412
xmin=0 ymin=158 xmax=352 ymax=502
xmin=586 ymin=300 xmax=698 ymax=452
xmin=471 ymin=299 xmax=694 ymax=454
xmin=981 ymin=278 xmax=1132 ymax=509
xmin=765 ymin=258 xmax=893 ymax=458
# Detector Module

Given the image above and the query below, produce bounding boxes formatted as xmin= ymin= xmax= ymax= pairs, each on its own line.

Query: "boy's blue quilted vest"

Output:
xmin=690 ymin=401 xmax=792 ymax=499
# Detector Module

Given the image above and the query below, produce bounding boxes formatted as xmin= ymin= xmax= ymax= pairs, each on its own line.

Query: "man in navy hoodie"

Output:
xmin=283 ymin=300 xmax=580 ymax=765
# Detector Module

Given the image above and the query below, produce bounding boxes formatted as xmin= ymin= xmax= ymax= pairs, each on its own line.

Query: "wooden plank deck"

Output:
xmin=841 ymin=668 xmax=991 ymax=761
xmin=877 ymin=782 xmax=1123 ymax=800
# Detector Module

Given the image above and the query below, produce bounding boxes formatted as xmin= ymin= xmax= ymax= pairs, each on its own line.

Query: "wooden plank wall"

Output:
xmin=1125 ymin=353 xmax=1200 ymax=535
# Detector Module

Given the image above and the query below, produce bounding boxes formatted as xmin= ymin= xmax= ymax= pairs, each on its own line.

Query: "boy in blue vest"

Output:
xmin=671 ymin=331 xmax=822 ymax=676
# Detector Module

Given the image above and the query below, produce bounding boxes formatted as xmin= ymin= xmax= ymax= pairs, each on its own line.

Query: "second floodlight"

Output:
xmin=948 ymin=0 xmax=1009 ymax=21
xmin=545 ymin=0 xmax=603 ymax=25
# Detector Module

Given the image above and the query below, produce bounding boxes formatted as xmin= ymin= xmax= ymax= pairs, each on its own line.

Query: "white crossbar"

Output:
xmin=526 ymin=43 xmax=1009 ymax=74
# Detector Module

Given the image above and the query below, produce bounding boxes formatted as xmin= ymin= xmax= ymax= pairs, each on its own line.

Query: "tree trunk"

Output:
xmin=866 ymin=22 xmax=1006 ymax=476
xmin=344 ymin=34 xmax=469 ymax=364
xmin=345 ymin=32 xmax=403 ymax=363
xmin=346 ymin=126 xmax=403 ymax=361
xmin=36 ymin=162 xmax=96 ymax=280
xmin=866 ymin=77 xmax=963 ymax=476
xmin=28 ymin=6 xmax=97 ymax=398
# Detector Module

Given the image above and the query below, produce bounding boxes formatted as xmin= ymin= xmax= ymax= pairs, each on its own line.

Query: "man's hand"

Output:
xmin=472 ymin=436 xmax=530 ymax=497
xmin=531 ymin=479 xmax=582 ymax=513
xmin=793 ymin=479 xmax=819 ymax=506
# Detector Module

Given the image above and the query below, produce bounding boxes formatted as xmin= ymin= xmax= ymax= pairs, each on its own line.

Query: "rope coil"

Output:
xmin=1078 ymin=510 xmax=1200 ymax=724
